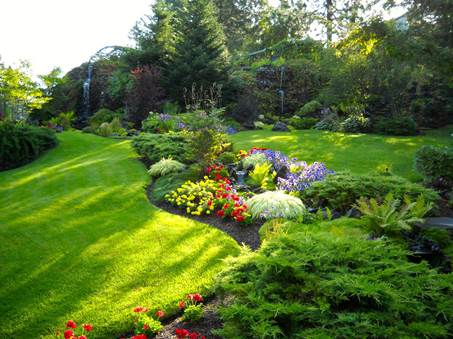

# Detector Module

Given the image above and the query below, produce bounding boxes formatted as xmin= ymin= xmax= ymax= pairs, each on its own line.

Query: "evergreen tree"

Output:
xmin=167 ymin=0 xmax=229 ymax=103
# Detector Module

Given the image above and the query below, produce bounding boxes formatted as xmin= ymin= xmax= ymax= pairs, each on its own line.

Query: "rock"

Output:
xmin=346 ymin=207 xmax=361 ymax=218
xmin=272 ymin=121 xmax=289 ymax=132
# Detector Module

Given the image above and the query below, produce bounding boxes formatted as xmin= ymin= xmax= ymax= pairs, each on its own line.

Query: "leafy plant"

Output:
xmin=314 ymin=113 xmax=340 ymax=131
xmin=148 ymin=158 xmax=186 ymax=177
xmin=288 ymin=116 xmax=319 ymax=129
xmin=297 ymin=100 xmax=322 ymax=116
xmin=215 ymin=219 xmax=453 ymax=338
xmin=376 ymin=115 xmax=417 ymax=136
xmin=355 ymin=194 xmax=433 ymax=237
xmin=340 ymin=113 xmax=370 ymax=133
xmin=183 ymin=304 xmax=203 ymax=322
xmin=188 ymin=129 xmax=231 ymax=166
xmin=415 ymin=145 xmax=453 ymax=187
xmin=96 ymin=122 xmax=113 ymax=137
xmin=245 ymin=191 xmax=305 ymax=220
xmin=49 ymin=111 xmax=74 ymax=130
xmin=248 ymin=162 xmax=276 ymax=190
xmin=301 ymin=172 xmax=439 ymax=213
xmin=242 ymin=152 xmax=268 ymax=169
xmin=0 ymin=121 xmax=58 ymax=170
xmin=216 ymin=151 xmax=237 ymax=165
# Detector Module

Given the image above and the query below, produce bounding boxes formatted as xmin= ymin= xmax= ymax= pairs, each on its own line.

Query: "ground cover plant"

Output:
xmin=0 ymin=132 xmax=239 ymax=338
xmin=230 ymin=126 xmax=453 ymax=178
xmin=215 ymin=218 xmax=453 ymax=338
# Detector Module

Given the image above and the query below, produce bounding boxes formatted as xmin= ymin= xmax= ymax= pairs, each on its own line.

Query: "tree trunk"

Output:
xmin=326 ymin=0 xmax=333 ymax=43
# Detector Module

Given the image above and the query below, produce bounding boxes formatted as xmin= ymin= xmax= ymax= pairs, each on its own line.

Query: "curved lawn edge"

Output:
xmin=0 ymin=131 xmax=239 ymax=338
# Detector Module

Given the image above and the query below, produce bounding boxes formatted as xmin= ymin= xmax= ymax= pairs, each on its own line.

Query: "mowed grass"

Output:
xmin=0 ymin=132 xmax=239 ymax=338
xmin=231 ymin=126 xmax=453 ymax=178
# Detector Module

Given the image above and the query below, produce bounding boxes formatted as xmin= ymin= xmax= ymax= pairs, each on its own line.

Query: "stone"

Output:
xmin=272 ymin=121 xmax=289 ymax=132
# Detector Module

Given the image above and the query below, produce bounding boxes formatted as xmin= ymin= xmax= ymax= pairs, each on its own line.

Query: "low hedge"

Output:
xmin=0 ymin=121 xmax=58 ymax=170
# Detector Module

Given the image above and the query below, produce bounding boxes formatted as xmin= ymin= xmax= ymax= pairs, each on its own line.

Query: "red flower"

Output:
xmin=64 ymin=329 xmax=74 ymax=339
xmin=236 ymin=215 xmax=245 ymax=222
xmin=193 ymin=293 xmax=203 ymax=302
xmin=155 ymin=310 xmax=165 ymax=318
xmin=207 ymin=200 xmax=212 ymax=207
xmin=215 ymin=173 xmax=222 ymax=180
xmin=82 ymin=324 xmax=93 ymax=332
xmin=189 ymin=332 xmax=200 ymax=339
xmin=133 ymin=306 xmax=148 ymax=313
xmin=223 ymin=203 xmax=230 ymax=210
xmin=132 ymin=334 xmax=148 ymax=339
xmin=176 ymin=328 xmax=190 ymax=338
xmin=178 ymin=300 xmax=186 ymax=310
xmin=216 ymin=210 xmax=225 ymax=217
xmin=222 ymin=193 xmax=228 ymax=198
xmin=143 ymin=323 xmax=150 ymax=330
xmin=206 ymin=166 xmax=212 ymax=174
xmin=66 ymin=320 xmax=77 ymax=329
xmin=79 ymin=336 xmax=87 ymax=339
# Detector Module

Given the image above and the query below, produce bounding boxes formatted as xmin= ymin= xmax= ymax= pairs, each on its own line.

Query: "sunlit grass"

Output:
xmin=231 ymin=126 xmax=453 ymax=179
xmin=0 ymin=131 xmax=239 ymax=338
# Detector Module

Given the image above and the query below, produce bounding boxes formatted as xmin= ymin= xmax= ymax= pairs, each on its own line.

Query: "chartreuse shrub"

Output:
xmin=248 ymin=162 xmax=276 ymax=190
xmin=148 ymin=158 xmax=185 ymax=177
xmin=301 ymin=172 xmax=438 ymax=213
xmin=215 ymin=220 xmax=453 ymax=338
xmin=0 ymin=120 xmax=57 ymax=170
xmin=355 ymin=193 xmax=433 ymax=237
xmin=132 ymin=132 xmax=193 ymax=164
xmin=415 ymin=145 xmax=453 ymax=186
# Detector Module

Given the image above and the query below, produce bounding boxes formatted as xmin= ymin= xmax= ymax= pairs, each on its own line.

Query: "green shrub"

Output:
xmin=89 ymin=108 xmax=121 ymax=129
xmin=49 ymin=111 xmax=75 ymax=130
xmin=216 ymin=151 xmax=237 ymax=165
xmin=415 ymin=145 xmax=453 ymax=186
xmin=301 ymin=172 xmax=439 ymax=213
xmin=132 ymin=132 xmax=193 ymax=164
xmin=97 ymin=122 xmax=113 ymax=137
xmin=142 ymin=112 xmax=176 ymax=133
xmin=188 ymin=129 xmax=231 ymax=166
xmin=148 ymin=158 xmax=186 ymax=177
xmin=242 ymin=153 xmax=268 ymax=169
xmin=297 ymin=100 xmax=322 ymax=115
xmin=215 ymin=220 xmax=453 ymax=338
xmin=136 ymin=314 xmax=163 ymax=335
xmin=314 ymin=113 xmax=340 ymax=131
xmin=183 ymin=304 xmax=204 ymax=322
xmin=288 ymin=116 xmax=319 ymax=130
xmin=355 ymin=193 xmax=433 ymax=237
xmin=0 ymin=121 xmax=58 ymax=170
xmin=341 ymin=113 xmax=371 ymax=133
xmin=376 ymin=115 xmax=417 ymax=135
xmin=248 ymin=162 xmax=276 ymax=190
xmin=246 ymin=191 xmax=305 ymax=220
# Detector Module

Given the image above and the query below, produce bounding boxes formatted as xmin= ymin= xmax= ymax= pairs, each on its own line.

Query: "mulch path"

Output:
xmin=146 ymin=183 xmax=262 ymax=250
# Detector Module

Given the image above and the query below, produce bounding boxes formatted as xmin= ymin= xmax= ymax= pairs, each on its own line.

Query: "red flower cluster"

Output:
xmin=178 ymin=293 xmax=204 ymax=311
xmin=187 ymin=293 xmax=203 ymax=303
xmin=214 ymin=184 xmax=249 ymax=223
xmin=133 ymin=306 xmax=149 ymax=313
xmin=62 ymin=320 xmax=93 ymax=339
xmin=131 ymin=334 xmax=147 ymax=339
xmin=206 ymin=164 xmax=229 ymax=182
xmin=176 ymin=328 xmax=206 ymax=339
xmin=155 ymin=310 xmax=165 ymax=319
xmin=248 ymin=146 xmax=268 ymax=154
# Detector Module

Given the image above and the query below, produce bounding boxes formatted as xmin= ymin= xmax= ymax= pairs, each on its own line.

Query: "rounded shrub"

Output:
xmin=148 ymin=158 xmax=186 ymax=177
xmin=246 ymin=191 xmax=306 ymax=220
xmin=415 ymin=145 xmax=453 ymax=186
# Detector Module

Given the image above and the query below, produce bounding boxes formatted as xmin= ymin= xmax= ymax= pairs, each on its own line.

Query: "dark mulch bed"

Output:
xmin=146 ymin=183 xmax=262 ymax=250
xmin=156 ymin=297 xmax=226 ymax=339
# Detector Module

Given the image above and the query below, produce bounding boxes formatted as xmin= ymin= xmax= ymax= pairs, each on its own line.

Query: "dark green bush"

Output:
xmin=216 ymin=151 xmax=237 ymax=165
xmin=415 ymin=145 xmax=453 ymax=186
xmin=216 ymin=219 xmax=453 ymax=338
xmin=341 ymin=114 xmax=371 ymax=133
xmin=376 ymin=115 xmax=417 ymax=136
xmin=301 ymin=172 xmax=439 ymax=213
xmin=297 ymin=100 xmax=322 ymax=116
xmin=89 ymin=108 xmax=122 ymax=129
xmin=132 ymin=132 xmax=193 ymax=164
xmin=0 ymin=121 xmax=58 ymax=171
xmin=288 ymin=116 xmax=319 ymax=130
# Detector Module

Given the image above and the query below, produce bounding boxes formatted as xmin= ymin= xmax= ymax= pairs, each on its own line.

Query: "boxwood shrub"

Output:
xmin=0 ymin=121 xmax=58 ymax=171
xmin=215 ymin=219 xmax=453 ymax=338
xmin=301 ymin=172 xmax=439 ymax=213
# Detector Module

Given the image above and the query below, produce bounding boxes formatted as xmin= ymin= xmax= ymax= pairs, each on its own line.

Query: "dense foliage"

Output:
xmin=0 ymin=121 xmax=57 ymax=170
xmin=301 ymin=172 xmax=438 ymax=213
xmin=415 ymin=145 xmax=453 ymax=188
xmin=216 ymin=219 xmax=453 ymax=338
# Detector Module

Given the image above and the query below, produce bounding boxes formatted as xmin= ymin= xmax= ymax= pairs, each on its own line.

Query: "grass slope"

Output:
xmin=231 ymin=126 xmax=453 ymax=178
xmin=0 ymin=132 xmax=239 ymax=338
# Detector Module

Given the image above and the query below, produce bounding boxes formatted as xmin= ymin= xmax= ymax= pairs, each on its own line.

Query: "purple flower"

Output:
xmin=158 ymin=113 xmax=172 ymax=121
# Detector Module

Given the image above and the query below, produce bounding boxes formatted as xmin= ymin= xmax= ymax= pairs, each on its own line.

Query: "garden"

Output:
xmin=1 ymin=0 xmax=453 ymax=338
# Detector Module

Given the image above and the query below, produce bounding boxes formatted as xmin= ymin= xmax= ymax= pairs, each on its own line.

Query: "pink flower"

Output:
xmin=66 ymin=320 xmax=77 ymax=329
xmin=155 ymin=310 xmax=165 ymax=318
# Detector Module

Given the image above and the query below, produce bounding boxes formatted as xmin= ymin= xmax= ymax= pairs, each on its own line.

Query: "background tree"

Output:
xmin=167 ymin=0 xmax=229 ymax=103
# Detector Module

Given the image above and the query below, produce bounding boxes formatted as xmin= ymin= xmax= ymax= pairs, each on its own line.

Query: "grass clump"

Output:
xmin=148 ymin=158 xmax=186 ymax=177
xmin=246 ymin=191 xmax=305 ymax=220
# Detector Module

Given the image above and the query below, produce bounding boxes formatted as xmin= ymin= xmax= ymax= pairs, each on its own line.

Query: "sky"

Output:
xmin=0 ymin=0 xmax=404 ymax=77
xmin=0 ymin=0 xmax=152 ymax=76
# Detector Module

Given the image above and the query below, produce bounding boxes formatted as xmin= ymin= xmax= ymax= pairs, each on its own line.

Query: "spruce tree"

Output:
xmin=167 ymin=0 xmax=229 ymax=103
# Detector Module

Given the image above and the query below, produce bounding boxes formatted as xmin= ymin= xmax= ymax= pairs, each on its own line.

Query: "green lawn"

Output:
xmin=231 ymin=126 xmax=453 ymax=178
xmin=0 ymin=132 xmax=239 ymax=338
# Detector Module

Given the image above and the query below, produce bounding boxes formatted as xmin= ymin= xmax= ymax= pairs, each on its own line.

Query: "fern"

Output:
xmin=148 ymin=158 xmax=186 ymax=177
xmin=248 ymin=162 xmax=276 ymax=190
xmin=355 ymin=193 xmax=433 ymax=237
xmin=245 ymin=191 xmax=306 ymax=220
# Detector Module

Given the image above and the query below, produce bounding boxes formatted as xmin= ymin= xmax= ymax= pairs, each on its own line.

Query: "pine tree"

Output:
xmin=167 ymin=0 xmax=229 ymax=103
